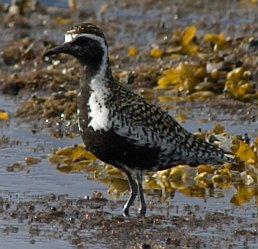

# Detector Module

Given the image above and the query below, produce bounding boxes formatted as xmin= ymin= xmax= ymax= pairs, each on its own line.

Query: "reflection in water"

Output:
xmin=48 ymin=133 xmax=258 ymax=207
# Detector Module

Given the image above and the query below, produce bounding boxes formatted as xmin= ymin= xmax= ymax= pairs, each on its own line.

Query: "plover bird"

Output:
xmin=44 ymin=23 xmax=238 ymax=216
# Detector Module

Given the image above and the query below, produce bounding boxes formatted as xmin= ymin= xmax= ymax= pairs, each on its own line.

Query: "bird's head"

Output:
xmin=44 ymin=23 xmax=109 ymax=76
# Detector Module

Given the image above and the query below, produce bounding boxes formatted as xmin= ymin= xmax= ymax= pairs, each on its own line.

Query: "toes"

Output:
xmin=138 ymin=207 xmax=146 ymax=216
xmin=123 ymin=208 xmax=130 ymax=217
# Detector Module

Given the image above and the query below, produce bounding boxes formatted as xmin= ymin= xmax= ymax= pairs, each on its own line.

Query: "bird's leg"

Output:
xmin=136 ymin=170 xmax=146 ymax=216
xmin=122 ymin=169 xmax=138 ymax=216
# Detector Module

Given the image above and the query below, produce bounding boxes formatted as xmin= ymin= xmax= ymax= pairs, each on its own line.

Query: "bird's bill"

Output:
xmin=44 ymin=43 xmax=71 ymax=57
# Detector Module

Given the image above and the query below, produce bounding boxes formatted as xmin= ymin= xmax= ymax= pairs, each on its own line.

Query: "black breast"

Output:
xmin=81 ymin=128 xmax=162 ymax=171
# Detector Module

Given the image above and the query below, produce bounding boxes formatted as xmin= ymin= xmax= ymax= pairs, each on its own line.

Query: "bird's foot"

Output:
xmin=123 ymin=207 xmax=130 ymax=217
xmin=138 ymin=206 xmax=146 ymax=217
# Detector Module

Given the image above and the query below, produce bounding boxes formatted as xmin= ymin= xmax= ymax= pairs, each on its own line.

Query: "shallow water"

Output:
xmin=0 ymin=96 xmax=105 ymax=196
xmin=1 ymin=95 xmax=257 ymax=248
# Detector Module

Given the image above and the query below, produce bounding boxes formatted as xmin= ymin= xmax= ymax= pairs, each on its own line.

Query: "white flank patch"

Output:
xmin=64 ymin=33 xmax=108 ymax=78
xmin=87 ymin=77 xmax=110 ymax=131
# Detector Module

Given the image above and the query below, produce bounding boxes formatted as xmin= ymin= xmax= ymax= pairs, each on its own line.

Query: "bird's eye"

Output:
xmin=73 ymin=36 xmax=89 ymax=45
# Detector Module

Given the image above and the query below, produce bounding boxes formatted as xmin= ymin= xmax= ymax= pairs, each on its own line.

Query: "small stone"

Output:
xmin=141 ymin=243 xmax=151 ymax=249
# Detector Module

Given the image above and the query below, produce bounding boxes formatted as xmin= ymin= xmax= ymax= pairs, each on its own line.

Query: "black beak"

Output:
xmin=44 ymin=42 xmax=71 ymax=57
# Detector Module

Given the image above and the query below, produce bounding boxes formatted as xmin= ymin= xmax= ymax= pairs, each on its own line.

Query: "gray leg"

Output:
xmin=136 ymin=170 xmax=146 ymax=216
xmin=123 ymin=169 xmax=138 ymax=216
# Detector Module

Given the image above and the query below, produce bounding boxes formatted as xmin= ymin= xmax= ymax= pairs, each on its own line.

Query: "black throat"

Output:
xmin=80 ymin=58 xmax=113 ymax=81
xmin=76 ymin=37 xmax=112 ymax=79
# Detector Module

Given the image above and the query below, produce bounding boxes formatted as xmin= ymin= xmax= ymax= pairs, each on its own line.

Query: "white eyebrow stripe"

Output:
xmin=64 ymin=33 xmax=74 ymax=43
xmin=64 ymin=33 xmax=105 ymax=44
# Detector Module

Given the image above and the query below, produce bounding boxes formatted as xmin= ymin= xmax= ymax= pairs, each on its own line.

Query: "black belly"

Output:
xmin=81 ymin=128 xmax=162 ymax=171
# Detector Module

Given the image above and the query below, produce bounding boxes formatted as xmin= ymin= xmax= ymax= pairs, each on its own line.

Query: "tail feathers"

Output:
xmin=186 ymin=137 xmax=239 ymax=166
